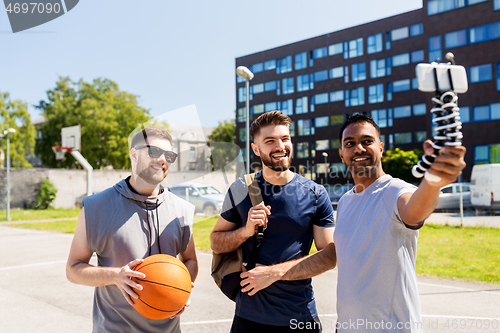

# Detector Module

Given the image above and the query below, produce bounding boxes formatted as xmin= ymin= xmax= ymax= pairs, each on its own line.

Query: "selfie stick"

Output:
xmin=411 ymin=53 xmax=467 ymax=182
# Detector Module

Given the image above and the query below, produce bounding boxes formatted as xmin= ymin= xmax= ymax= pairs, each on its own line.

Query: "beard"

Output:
xmin=137 ymin=162 xmax=169 ymax=186
xmin=260 ymin=147 xmax=292 ymax=172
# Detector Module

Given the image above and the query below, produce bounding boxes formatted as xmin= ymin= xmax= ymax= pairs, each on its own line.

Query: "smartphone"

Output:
xmin=415 ymin=63 xmax=468 ymax=93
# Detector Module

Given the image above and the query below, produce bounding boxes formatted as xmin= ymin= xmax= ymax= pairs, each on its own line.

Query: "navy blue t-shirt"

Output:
xmin=221 ymin=171 xmax=335 ymax=326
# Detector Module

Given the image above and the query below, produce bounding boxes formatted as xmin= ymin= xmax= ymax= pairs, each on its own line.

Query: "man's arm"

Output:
xmin=399 ymin=142 xmax=467 ymax=226
xmin=66 ymin=208 xmax=146 ymax=306
xmin=240 ymin=225 xmax=336 ymax=296
xmin=170 ymin=235 xmax=198 ymax=318
xmin=210 ymin=204 xmax=270 ymax=254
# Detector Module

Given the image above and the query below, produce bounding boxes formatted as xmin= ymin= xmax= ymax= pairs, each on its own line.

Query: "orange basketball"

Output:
xmin=131 ymin=254 xmax=191 ymax=320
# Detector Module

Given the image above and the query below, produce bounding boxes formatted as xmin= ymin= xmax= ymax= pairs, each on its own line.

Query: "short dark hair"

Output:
xmin=130 ymin=127 xmax=173 ymax=149
xmin=339 ymin=113 xmax=381 ymax=142
xmin=250 ymin=110 xmax=291 ymax=141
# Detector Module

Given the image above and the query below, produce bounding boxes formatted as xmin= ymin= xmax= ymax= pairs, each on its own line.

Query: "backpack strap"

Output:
xmin=243 ymin=173 xmax=266 ymax=271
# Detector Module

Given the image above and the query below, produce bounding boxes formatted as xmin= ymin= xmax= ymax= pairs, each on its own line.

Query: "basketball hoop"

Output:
xmin=52 ymin=146 xmax=72 ymax=160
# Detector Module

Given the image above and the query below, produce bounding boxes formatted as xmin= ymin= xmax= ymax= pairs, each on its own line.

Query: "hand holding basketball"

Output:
xmin=131 ymin=254 xmax=192 ymax=320
xmin=113 ymin=258 xmax=147 ymax=306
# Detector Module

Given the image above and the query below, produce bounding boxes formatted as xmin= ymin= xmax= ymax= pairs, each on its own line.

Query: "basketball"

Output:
xmin=131 ymin=254 xmax=192 ymax=320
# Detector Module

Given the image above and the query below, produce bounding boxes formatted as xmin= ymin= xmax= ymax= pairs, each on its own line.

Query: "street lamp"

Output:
xmin=1 ymin=128 xmax=16 ymax=221
xmin=236 ymin=66 xmax=254 ymax=174
xmin=322 ymin=152 xmax=328 ymax=182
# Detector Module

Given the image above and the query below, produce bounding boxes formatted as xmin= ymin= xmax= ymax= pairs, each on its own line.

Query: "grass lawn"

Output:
xmin=416 ymin=224 xmax=500 ymax=284
xmin=0 ymin=208 xmax=80 ymax=222
xmin=3 ymin=209 xmax=499 ymax=285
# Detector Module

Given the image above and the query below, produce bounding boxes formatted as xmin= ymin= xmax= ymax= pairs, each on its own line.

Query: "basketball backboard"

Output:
xmin=61 ymin=124 xmax=81 ymax=151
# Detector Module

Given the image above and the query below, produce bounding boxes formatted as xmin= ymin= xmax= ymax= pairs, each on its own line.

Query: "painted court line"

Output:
xmin=418 ymin=282 xmax=500 ymax=297
xmin=0 ymin=260 xmax=67 ymax=271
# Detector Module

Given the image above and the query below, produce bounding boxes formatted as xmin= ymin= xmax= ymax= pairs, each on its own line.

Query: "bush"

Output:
xmin=35 ymin=178 xmax=57 ymax=209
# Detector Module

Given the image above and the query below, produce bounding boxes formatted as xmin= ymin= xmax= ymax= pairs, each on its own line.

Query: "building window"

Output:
xmin=391 ymin=27 xmax=409 ymax=41
xmin=429 ymin=35 xmax=442 ymax=62
xmin=410 ymin=23 xmax=423 ymax=36
xmin=251 ymin=63 xmax=263 ymax=73
xmin=497 ymin=63 xmax=500 ymax=90
xmin=237 ymin=74 xmax=245 ymax=83
xmin=459 ymin=106 xmax=470 ymax=123
xmin=252 ymin=104 xmax=264 ymax=116
xmin=330 ymin=90 xmax=344 ymax=102
xmin=411 ymin=50 xmax=425 ymax=63
xmin=315 ymin=139 xmax=330 ymax=151
xmin=371 ymin=109 xmax=393 ymax=128
xmin=277 ymin=55 xmax=292 ymax=74
xmin=345 ymin=87 xmax=365 ymax=107
xmin=281 ymin=99 xmax=293 ymax=116
xmin=394 ymin=105 xmax=412 ymax=118
xmin=428 ymin=0 xmax=465 ymax=15
xmin=387 ymin=83 xmax=393 ymax=101
xmin=344 ymin=66 xmax=349 ymax=83
xmin=344 ymin=38 xmax=363 ymax=59
xmin=265 ymin=80 xmax=280 ymax=95
xmin=295 ymin=52 xmax=308 ymax=70
xmin=265 ymin=59 xmax=276 ymax=71
xmin=296 ymin=142 xmax=309 ymax=158
xmin=239 ymin=128 xmax=246 ymax=142
xmin=330 ymin=66 xmax=344 ymax=79
xmin=385 ymin=31 xmax=391 ymax=50
xmin=470 ymin=64 xmax=493 ymax=83
xmin=238 ymin=87 xmax=246 ymax=102
xmin=368 ymin=84 xmax=384 ymax=104
xmin=331 ymin=139 xmax=341 ymax=148
xmin=445 ymin=29 xmax=467 ymax=48
xmin=473 ymin=105 xmax=490 ymax=121
xmin=392 ymin=53 xmax=410 ymax=67
xmin=393 ymin=79 xmax=411 ymax=93
xmin=495 ymin=0 xmax=500 ymax=10
xmin=297 ymin=74 xmax=314 ymax=92
xmin=394 ymin=132 xmax=412 ymax=144
xmin=314 ymin=70 xmax=329 ymax=82
xmin=468 ymin=22 xmax=500 ymax=44
xmin=330 ymin=115 xmax=345 ymax=125
xmin=413 ymin=103 xmax=426 ymax=116
xmin=370 ymin=59 xmax=388 ymax=78
xmin=265 ymin=102 xmax=278 ymax=112
xmin=474 ymin=145 xmax=490 ymax=164
xmin=367 ymin=33 xmax=383 ymax=54
xmin=310 ymin=47 xmax=327 ymax=66
xmin=329 ymin=42 xmax=343 ymax=56
xmin=468 ymin=0 xmax=487 ymax=4
xmin=315 ymin=116 xmax=329 ymax=128
xmin=282 ymin=77 xmax=295 ymax=94
xmin=414 ymin=131 xmax=427 ymax=143
xmin=351 ymin=62 xmax=366 ymax=82
xmin=296 ymin=97 xmax=308 ymax=114
xmin=314 ymin=93 xmax=329 ymax=105
xmin=290 ymin=121 xmax=295 ymax=137
xmin=412 ymin=77 xmax=419 ymax=90
xmin=298 ymin=119 xmax=315 ymax=136
xmin=252 ymin=83 xmax=264 ymax=95
xmin=237 ymin=107 xmax=246 ymax=123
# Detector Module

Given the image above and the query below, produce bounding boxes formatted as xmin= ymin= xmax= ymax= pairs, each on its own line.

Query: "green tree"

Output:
xmin=207 ymin=119 xmax=238 ymax=170
xmin=382 ymin=148 xmax=424 ymax=183
xmin=36 ymin=77 xmax=151 ymax=169
xmin=0 ymin=92 xmax=36 ymax=168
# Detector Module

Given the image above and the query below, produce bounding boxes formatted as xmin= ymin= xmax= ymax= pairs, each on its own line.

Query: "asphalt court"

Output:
xmin=0 ymin=225 xmax=499 ymax=333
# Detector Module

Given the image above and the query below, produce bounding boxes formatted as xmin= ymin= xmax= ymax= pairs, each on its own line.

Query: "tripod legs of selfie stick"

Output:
xmin=411 ymin=54 xmax=463 ymax=183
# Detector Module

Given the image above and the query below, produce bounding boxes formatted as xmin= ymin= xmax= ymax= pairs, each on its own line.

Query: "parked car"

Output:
xmin=435 ymin=182 xmax=472 ymax=210
xmin=168 ymin=184 xmax=225 ymax=216
xmin=329 ymin=183 xmax=355 ymax=207
xmin=470 ymin=164 xmax=500 ymax=210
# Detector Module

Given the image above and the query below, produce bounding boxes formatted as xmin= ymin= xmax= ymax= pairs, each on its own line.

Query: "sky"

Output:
xmin=1 ymin=0 xmax=423 ymax=129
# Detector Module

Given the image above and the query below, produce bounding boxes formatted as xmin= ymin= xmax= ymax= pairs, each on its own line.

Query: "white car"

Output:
xmin=435 ymin=183 xmax=472 ymax=210
xmin=168 ymin=184 xmax=225 ymax=216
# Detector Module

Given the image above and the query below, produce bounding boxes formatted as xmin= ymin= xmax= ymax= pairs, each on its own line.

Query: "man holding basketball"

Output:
xmin=210 ymin=111 xmax=335 ymax=332
xmin=240 ymin=114 xmax=466 ymax=332
xmin=66 ymin=126 xmax=198 ymax=333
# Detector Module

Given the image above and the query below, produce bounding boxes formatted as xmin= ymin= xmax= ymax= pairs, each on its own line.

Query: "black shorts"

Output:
xmin=231 ymin=315 xmax=322 ymax=333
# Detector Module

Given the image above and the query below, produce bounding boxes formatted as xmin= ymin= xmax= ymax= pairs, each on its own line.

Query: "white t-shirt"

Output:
xmin=334 ymin=174 xmax=423 ymax=333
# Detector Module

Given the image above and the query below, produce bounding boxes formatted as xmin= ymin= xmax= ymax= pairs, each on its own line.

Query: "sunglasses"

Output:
xmin=135 ymin=145 xmax=178 ymax=163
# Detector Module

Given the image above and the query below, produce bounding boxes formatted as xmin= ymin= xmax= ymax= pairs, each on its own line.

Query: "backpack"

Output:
xmin=211 ymin=173 xmax=266 ymax=301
